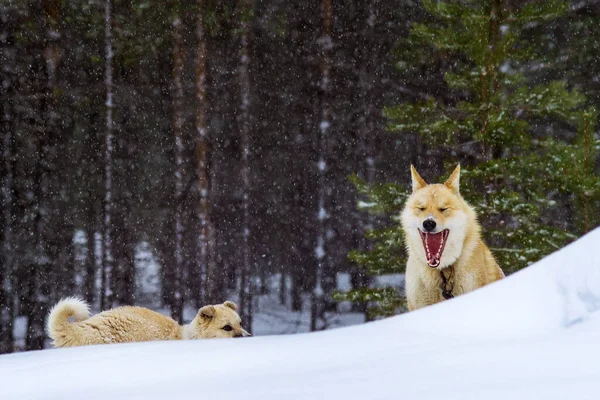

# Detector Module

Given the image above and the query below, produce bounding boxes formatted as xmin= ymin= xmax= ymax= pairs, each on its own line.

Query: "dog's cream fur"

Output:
xmin=402 ymin=165 xmax=505 ymax=311
xmin=46 ymin=298 xmax=250 ymax=348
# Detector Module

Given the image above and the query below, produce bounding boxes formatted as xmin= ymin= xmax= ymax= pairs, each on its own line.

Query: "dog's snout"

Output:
xmin=423 ymin=219 xmax=436 ymax=232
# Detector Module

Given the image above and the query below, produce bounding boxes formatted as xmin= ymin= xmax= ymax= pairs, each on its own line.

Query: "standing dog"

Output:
xmin=46 ymin=298 xmax=250 ymax=348
xmin=402 ymin=164 xmax=504 ymax=311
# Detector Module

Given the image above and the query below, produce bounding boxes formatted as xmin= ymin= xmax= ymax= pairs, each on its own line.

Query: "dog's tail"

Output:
xmin=46 ymin=297 xmax=91 ymax=345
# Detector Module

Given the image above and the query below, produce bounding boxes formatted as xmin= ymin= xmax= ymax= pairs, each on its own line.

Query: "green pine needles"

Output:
xmin=336 ymin=0 xmax=599 ymax=318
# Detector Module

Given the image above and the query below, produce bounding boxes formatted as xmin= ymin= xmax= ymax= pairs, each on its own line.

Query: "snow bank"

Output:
xmin=0 ymin=228 xmax=599 ymax=400
xmin=392 ymin=226 xmax=600 ymax=337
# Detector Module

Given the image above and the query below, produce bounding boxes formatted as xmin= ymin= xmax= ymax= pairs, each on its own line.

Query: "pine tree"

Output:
xmin=338 ymin=0 xmax=594 ymax=317
xmin=333 ymin=179 xmax=409 ymax=318
xmin=543 ymin=109 xmax=600 ymax=235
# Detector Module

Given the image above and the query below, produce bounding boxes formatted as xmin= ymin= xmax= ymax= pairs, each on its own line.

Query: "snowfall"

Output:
xmin=1 ymin=228 xmax=599 ymax=399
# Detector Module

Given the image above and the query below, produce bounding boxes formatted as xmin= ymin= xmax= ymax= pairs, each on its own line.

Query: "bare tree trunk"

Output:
xmin=0 ymin=119 xmax=14 ymax=354
xmin=353 ymin=2 xmax=377 ymax=319
xmin=291 ymin=271 xmax=302 ymax=312
xmin=194 ymin=0 xmax=217 ymax=307
xmin=581 ymin=111 xmax=592 ymax=233
xmin=84 ymin=112 xmax=100 ymax=306
xmin=311 ymin=0 xmax=332 ymax=332
xmin=27 ymin=0 xmax=63 ymax=350
xmin=279 ymin=271 xmax=286 ymax=306
xmin=358 ymin=2 xmax=377 ymax=225
xmin=84 ymin=209 xmax=97 ymax=306
xmin=115 ymin=225 xmax=136 ymax=306
xmin=170 ymin=11 xmax=185 ymax=324
xmin=100 ymin=0 xmax=114 ymax=311
xmin=110 ymin=198 xmax=135 ymax=307
xmin=237 ymin=0 xmax=254 ymax=331
xmin=0 ymin=5 xmax=15 ymax=353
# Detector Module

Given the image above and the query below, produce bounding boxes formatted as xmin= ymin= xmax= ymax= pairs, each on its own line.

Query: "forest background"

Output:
xmin=0 ymin=0 xmax=598 ymax=353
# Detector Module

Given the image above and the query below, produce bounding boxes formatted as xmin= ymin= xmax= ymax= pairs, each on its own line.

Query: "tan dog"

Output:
xmin=401 ymin=164 xmax=505 ymax=311
xmin=46 ymin=298 xmax=250 ymax=348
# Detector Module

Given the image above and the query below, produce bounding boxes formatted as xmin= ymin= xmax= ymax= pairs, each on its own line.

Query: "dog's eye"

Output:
xmin=222 ymin=325 xmax=233 ymax=332
xmin=439 ymin=208 xmax=448 ymax=212
xmin=417 ymin=207 xmax=425 ymax=211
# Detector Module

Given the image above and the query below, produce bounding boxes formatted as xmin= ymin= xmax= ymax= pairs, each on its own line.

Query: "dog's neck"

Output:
xmin=181 ymin=323 xmax=193 ymax=340
xmin=182 ymin=318 xmax=200 ymax=340
xmin=453 ymin=225 xmax=480 ymax=268
xmin=443 ymin=216 xmax=480 ymax=269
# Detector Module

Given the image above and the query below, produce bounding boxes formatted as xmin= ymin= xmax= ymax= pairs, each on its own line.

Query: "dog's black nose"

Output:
xmin=423 ymin=219 xmax=436 ymax=232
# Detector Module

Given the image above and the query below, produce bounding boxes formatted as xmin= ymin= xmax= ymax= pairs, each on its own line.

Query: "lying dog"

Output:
xmin=46 ymin=298 xmax=250 ymax=348
xmin=402 ymin=164 xmax=505 ymax=311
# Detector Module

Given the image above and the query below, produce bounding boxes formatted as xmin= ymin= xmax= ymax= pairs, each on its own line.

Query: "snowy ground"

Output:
xmin=1 ymin=228 xmax=599 ymax=400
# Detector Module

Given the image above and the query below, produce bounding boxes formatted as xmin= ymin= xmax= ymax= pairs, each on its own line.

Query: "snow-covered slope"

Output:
xmin=1 ymin=228 xmax=600 ymax=400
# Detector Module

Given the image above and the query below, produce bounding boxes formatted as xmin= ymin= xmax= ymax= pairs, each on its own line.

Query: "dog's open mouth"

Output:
xmin=419 ymin=229 xmax=449 ymax=268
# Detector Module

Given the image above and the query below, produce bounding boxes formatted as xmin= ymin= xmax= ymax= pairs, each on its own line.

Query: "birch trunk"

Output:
xmin=100 ymin=0 xmax=114 ymax=311
xmin=310 ymin=0 xmax=332 ymax=332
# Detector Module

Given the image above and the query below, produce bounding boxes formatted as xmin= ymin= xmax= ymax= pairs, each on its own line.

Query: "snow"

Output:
xmin=373 ymin=272 xmax=404 ymax=290
xmin=317 ymin=158 xmax=326 ymax=171
xmin=314 ymin=244 xmax=325 ymax=259
xmin=134 ymin=241 xmax=161 ymax=305
xmin=250 ymin=292 xmax=364 ymax=335
xmin=1 ymin=228 xmax=600 ymax=399
xmin=317 ymin=206 xmax=328 ymax=220
xmin=357 ymin=200 xmax=377 ymax=208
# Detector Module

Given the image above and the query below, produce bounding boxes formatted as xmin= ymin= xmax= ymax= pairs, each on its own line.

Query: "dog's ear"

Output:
xmin=410 ymin=165 xmax=427 ymax=192
xmin=199 ymin=305 xmax=215 ymax=321
xmin=223 ymin=301 xmax=237 ymax=311
xmin=444 ymin=164 xmax=460 ymax=194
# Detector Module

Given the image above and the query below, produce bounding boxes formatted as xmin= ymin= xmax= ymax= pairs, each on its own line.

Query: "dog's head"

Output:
xmin=401 ymin=164 xmax=477 ymax=269
xmin=188 ymin=301 xmax=251 ymax=339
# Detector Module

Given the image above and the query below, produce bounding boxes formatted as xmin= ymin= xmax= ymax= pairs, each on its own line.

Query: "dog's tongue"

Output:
xmin=419 ymin=229 xmax=449 ymax=268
